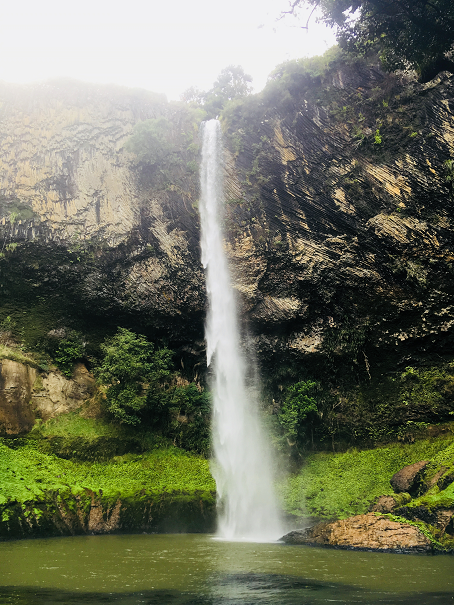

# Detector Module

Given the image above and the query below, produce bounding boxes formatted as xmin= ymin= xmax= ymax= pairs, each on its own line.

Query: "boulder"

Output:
xmin=368 ymin=492 xmax=411 ymax=513
xmin=390 ymin=460 xmax=429 ymax=494
xmin=395 ymin=504 xmax=454 ymax=534
xmin=368 ymin=495 xmax=398 ymax=513
xmin=281 ymin=513 xmax=432 ymax=553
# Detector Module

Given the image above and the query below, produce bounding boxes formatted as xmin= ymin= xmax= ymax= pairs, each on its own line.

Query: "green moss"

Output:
xmin=0 ymin=344 xmax=39 ymax=368
xmin=375 ymin=513 xmax=454 ymax=552
xmin=407 ymin=480 xmax=454 ymax=511
xmin=281 ymin=436 xmax=453 ymax=519
xmin=0 ymin=434 xmax=215 ymax=509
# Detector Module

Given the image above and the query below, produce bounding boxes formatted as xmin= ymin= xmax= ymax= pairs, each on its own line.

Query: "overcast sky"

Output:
xmin=0 ymin=0 xmax=337 ymax=100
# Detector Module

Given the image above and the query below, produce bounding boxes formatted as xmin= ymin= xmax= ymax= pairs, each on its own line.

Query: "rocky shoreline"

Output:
xmin=282 ymin=459 xmax=454 ymax=554
xmin=281 ymin=513 xmax=435 ymax=554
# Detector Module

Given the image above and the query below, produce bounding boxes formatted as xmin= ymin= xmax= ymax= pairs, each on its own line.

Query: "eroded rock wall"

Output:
xmin=1 ymin=65 xmax=454 ymax=395
xmin=222 ymin=64 xmax=454 ymax=384
xmin=0 ymin=359 xmax=95 ymax=435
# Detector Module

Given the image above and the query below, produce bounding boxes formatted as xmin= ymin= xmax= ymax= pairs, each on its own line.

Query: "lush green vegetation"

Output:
xmin=0 ymin=306 xmax=212 ymax=455
xmin=125 ymin=105 xmax=203 ymax=168
xmin=0 ymin=439 xmax=214 ymax=507
xmin=97 ymin=327 xmax=174 ymax=425
xmin=272 ymin=360 xmax=454 ymax=457
xmin=94 ymin=328 xmax=211 ymax=455
xmin=285 ymin=0 xmax=454 ymax=82
xmin=0 ymin=412 xmax=215 ymax=529
xmin=277 ymin=380 xmax=319 ymax=447
xmin=280 ymin=433 xmax=454 ymax=519
xmin=0 ymin=411 xmax=216 ymax=537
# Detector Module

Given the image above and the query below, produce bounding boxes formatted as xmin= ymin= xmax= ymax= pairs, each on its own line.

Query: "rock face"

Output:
xmin=390 ymin=460 xmax=429 ymax=494
xmin=0 ymin=80 xmax=205 ymax=346
xmin=0 ymin=359 xmax=96 ymax=435
xmin=282 ymin=513 xmax=432 ymax=552
xmin=222 ymin=66 xmax=454 ymax=377
xmin=1 ymin=61 xmax=454 ymax=420
xmin=0 ymin=359 xmax=36 ymax=434
xmin=0 ymin=489 xmax=216 ymax=540
xmin=368 ymin=495 xmax=400 ymax=514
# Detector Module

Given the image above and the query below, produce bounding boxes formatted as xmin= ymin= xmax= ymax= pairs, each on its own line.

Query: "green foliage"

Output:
xmin=54 ymin=331 xmax=85 ymax=377
xmin=97 ymin=328 xmax=173 ymax=425
xmin=125 ymin=117 xmax=173 ymax=165
xmin=167 ymin=384 xmax=211 ymax=454
xmin=203 ymin=65 xmax=253 ymax=119
xmin=444 ymin=159 xmax=454 ymax=196
xmin=375 ymin=513 xmax=447 ymax=550
xmin=96 ymin=329 xmax=211 ymax=453
xmin=262 ymin=47 xmax=342 ymax=112
xmin=125 ymin=105 xmax=204 ymax=168
xmin=278 ymin=381 xmax=319 ymax=447
xmin=374 ymin=128 xmax=382 ymax=145
xmin=0 ymin=315 xmax=14 ymax=336
xmin=0 ymin=344 xmax=39 ymax=368
xmin=318 ymin=362 xmax=454 ymax=445
xmin=280 ymin=436 xmax=453 ymax=519
xmin=287 ymin=0 xmax=454 ymax=82
xmin=322 ymin=318 xmax=368 ymax=364
xmin=0 ymin=435 xmax=215 ymax=509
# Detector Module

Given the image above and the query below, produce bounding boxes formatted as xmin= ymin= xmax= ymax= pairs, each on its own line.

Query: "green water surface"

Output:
xmin=0 ymin=534 xmax=452 ymax=604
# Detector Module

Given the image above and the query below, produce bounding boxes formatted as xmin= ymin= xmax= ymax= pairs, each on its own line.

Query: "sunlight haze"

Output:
xmin=0 ymin=0 xmax=336 ymax=98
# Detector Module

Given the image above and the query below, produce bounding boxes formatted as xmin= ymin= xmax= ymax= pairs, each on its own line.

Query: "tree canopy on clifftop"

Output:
xmin=284 ymin=0 xmax=454 ymax=81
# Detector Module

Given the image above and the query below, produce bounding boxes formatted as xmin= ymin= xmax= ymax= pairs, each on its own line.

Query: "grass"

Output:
xmin=33 ymin=412 xmax=125 ymax=439
xmin=0 ymin=412 xmax=216 ymax=514
xmin=281 ymin=435 xmax=454 ymax=520
xmin=0 ymin=344 xmax=39 ymax=368
xmin=0 ymin=440 xmax=215 ymax=507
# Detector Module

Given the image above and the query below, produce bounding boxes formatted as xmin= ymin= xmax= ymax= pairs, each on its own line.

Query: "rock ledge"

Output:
xmin=281 ymin=513 xmax=432 ymax=553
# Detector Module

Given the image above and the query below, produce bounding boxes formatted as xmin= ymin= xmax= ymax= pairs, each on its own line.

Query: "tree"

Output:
xmin=125 ymin=117 xmax=174 ymax=165
xmin=278 ymin=380 xmax=319 ymax=449
xmin=200 ymin=65 xmax=253 ymax=119
xmin=125 ymin=105 xmax=205 ymax=170
xmin=97 ymin=328 xmax=173 ymax=425
xmin=167 ymin=384 xmax=211 ymax=454
xmin=283 ymin=0 xmax=454 ymax=81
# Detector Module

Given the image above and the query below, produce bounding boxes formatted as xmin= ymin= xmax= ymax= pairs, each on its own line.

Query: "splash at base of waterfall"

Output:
xmin=199 ymin=119 xmax=283 ymax=542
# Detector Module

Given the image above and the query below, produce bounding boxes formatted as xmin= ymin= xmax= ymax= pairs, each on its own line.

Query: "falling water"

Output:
xmin=199 ymin=119 xmax=282 ymax=541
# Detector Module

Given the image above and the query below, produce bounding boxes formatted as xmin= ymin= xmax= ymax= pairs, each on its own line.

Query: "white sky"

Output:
xmin=0 ymin=0 xmax=337 ymax=100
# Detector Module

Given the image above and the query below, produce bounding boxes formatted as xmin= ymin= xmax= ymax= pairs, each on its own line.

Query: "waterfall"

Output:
xmin=199 ymin=119 xmax=282 ymax=542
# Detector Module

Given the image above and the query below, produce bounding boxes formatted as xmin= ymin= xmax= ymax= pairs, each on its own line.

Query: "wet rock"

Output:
xmin=395 ymin=505 xmax=454 ymax=534
xmin=281 ymin=513 xmax=432 ymax=553
xmin=368 ymin=493 xmax=412 ymax=513
xmin=438 ymin=472 xmax=454 ymax=491
xmin=390 ymin=460 xmax=429 ymax=494
xmin=368 ymin=495 xmax=398 ymax=513
xmin=0 ymin=359 xmax=36 ymax=434
xmin=0 ymin=358 xmax=96 ymax=434
xmin=425 ymin=466 xmax=449 ymax=491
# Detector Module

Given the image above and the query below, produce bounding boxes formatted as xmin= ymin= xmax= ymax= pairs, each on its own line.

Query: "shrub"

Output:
xmin=97 ymin=328 xmax=173 ymax=425
xmin=278 ymin=380 xmax=319 ymax=449
xmin=54 ymin=331 xmax=85 ymax=378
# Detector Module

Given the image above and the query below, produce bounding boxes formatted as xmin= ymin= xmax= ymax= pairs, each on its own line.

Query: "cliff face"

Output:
xmin=0 ymin=80 xmax=205 ymax=346
xmin=221 ymin=61 xmax=454 ymax=389
xmin=0 ymin=63 xmax=454 ymax=416
xmin=0 ymin=358 xmax=95 ymax=435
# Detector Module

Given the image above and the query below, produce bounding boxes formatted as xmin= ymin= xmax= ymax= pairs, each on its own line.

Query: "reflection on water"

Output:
xmin=0 ymin=534 xmax=452 ymax=604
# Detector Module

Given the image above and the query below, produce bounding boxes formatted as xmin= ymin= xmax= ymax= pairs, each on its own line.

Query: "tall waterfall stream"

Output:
xmin=199 ymin=119 xmax=282 ymax=541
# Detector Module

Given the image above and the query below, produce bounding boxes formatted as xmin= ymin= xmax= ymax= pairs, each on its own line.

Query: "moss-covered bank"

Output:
xmin=281 ymin=429 xmax=454 ymax=552
xmin=0 ymin=414 xmax=216 ymax=540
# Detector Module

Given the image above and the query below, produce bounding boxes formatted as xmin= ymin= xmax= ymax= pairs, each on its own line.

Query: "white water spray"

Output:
xmin=199 ymin=119 xmax=282 ymax=542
